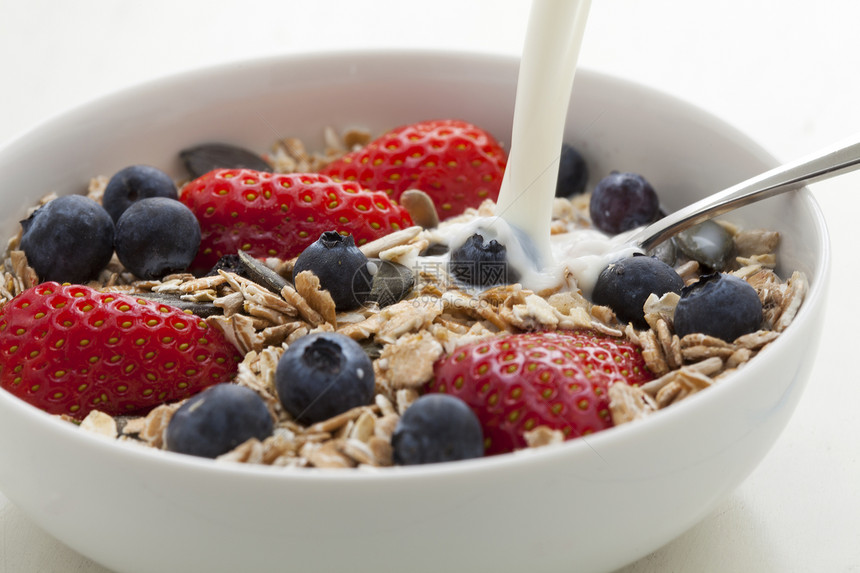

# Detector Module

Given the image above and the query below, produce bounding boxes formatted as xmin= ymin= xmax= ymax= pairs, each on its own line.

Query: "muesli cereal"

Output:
xmin=0 ymin=122 xmax=806 ymax=467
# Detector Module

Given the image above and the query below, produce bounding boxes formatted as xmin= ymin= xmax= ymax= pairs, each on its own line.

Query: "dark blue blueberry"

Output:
xmin=276 ymin=332 xmax=374 ymax=424
xmin=180 ymin=143 xmax=272 ymax=179
xmin=103 ymin=165 xmax=178 ymax=222
xmin=555 ymin=143 xmax=589 ymax=197
xmin=114 ymin=197 xmax=201 ymax=280
xmin=592 ymin=255 xmax=685 ymax=329
xmin=674 ymin=272 xmax=763 ymax=341
xmin=589 ymin=172 xmax=660 ymax=234
xmin=164 ymin=383 xmax=274 ymax=459
xmin=19 ymin=195 xmax=114 ymax=284
xmin=392 ymin=394 xmax=484 ymax=465
xmin=293 ymin=231 xmax=372 ymax=311
xmin=449 ymin=233 xmax=520 ymax=287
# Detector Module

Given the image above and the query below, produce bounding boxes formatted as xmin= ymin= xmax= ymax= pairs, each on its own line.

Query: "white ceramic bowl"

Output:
xmin=0 ymin=51 xmax=829 ymax=573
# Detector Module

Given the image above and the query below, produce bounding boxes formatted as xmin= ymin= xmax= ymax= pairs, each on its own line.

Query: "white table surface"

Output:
xmin=1 ymin=1 xmax=859 ymax=571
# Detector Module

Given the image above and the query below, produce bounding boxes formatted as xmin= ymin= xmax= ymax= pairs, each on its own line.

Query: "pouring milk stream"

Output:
xmin=444 ymin=0 xmax=639 ymax=296
xmin=494 ymin=0 xmax=591 ymax=263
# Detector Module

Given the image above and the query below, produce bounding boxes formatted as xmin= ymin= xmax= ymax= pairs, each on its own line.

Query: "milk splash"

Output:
xmin=494 ymin=0 xmax=592 ymax=266
xmin=448 ymin=0 xmax=622 ymax=295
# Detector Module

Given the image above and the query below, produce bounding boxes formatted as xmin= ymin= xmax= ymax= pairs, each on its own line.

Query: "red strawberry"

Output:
xmin=427 ymin=330 xmax=654 ymax=455
xmin=319 ymin=119 xmax=507 ymax=218
xmin=0 ymin=282 xmax=242 ymax=419
xmin=179 ymin=169 xmax=413 ymax=271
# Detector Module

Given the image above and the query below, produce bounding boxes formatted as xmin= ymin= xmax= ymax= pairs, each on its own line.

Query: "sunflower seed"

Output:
xmin=179 ymin=143 xmax=272 ymax=178
xmin=237 ymin=251 xmax=290 ymax=294
xmin=130 ymin=291 xmax=221 ymax=317
xmin=365 ymin=258 xmax=414 ymax=307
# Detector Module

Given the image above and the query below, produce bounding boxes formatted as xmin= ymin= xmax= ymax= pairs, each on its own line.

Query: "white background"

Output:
xmin=1 ymin=1 xmax=859 ymax=571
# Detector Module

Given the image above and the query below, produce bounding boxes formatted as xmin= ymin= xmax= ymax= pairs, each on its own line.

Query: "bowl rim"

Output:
xmin=0 ymin=48 xmax=832 ymax=482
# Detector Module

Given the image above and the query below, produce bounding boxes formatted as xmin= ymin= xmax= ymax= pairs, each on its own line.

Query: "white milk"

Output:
xmin=494 ymin=0 xmax=592 ymax=268
xmin=445 ymin=217 xmax=567 ymax=293
xmin=429 ymin=218 xmax=640 ymax=298
xmin=551 ymin=229 xmax=642 ymax=296
xmin=444 ymin=0 xmax=624 ymax=296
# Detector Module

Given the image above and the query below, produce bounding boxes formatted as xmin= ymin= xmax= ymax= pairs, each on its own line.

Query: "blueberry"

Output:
xmin=19 ymin=195 xmax=114 ymax=284
xmin=164 ymin=383 xmax=274 ymax=459
xmin=674 ymin=272 xmax=763 ymax=341
xmin=592 ymin=255 xmax=684 ymax=329
xmin=555 ymin=143 xmax=589 ymax=197
xmin=114 ymin=197 xmax=201 ymax=279
xmin=275 ymin=332 xmax=375 ymax=424
xmin=392 ymin=394 xmax=484 ymax=465
xmin=589 ymin=172 xmax=660 ymax=234
xmin=292 ymin=231 xmax=372 ymax=311
xmin=449 ymin=233 xmax=520 ymax=287
xmin=103 ymin=165 xmax=178 ymax=222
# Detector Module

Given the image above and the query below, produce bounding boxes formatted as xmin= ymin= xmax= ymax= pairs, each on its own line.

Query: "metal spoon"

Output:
xmin=626 ymin=134 xmax=860 ymax=251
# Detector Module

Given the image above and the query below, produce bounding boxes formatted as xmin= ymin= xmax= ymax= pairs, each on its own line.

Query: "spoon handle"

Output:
xmin=631 ymin=133 xmax=860 ymax=251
